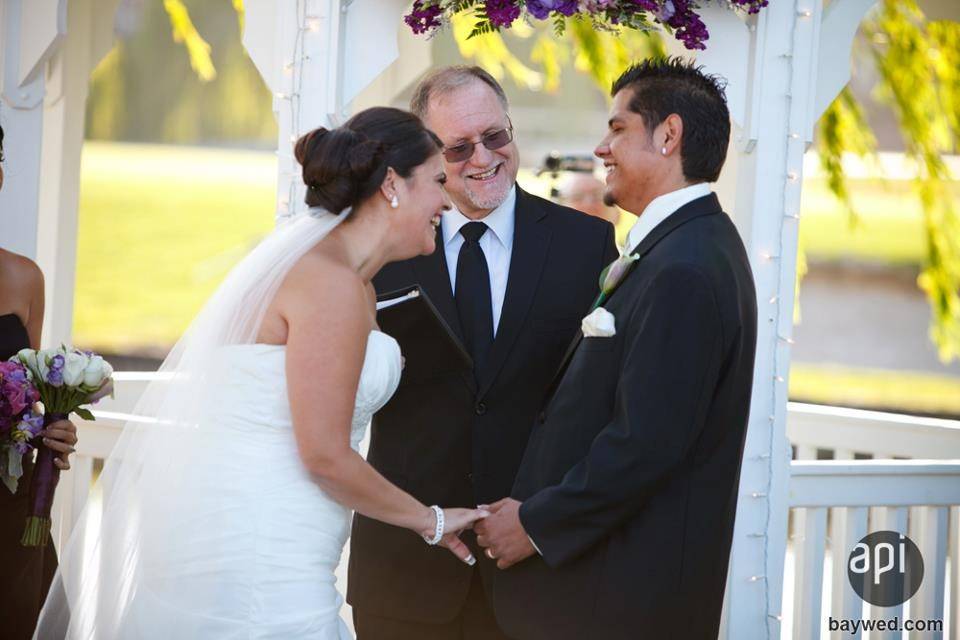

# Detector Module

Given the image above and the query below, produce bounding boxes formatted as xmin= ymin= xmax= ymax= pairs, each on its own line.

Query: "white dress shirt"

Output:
xmin=442 ymin=186 xmax=517 ymax=336
xmin=623 ymin=182 xmax=712 ymax=255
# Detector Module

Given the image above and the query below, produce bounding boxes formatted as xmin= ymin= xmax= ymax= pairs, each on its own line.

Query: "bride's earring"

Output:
xmin=390 ymin=194 xmax=399 ymax=209
xmin=661 ymin=147 xmax=667 ymax=156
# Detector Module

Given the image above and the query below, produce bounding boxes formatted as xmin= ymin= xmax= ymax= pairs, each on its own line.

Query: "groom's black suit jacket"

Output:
xmin=347 ymin=186 xmax=618 ymax=623
xmin=494 ymin=194 xmax=758 ymax=640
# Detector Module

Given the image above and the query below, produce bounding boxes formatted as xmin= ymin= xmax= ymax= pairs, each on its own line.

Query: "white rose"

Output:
xmin=581 ymin=307 xmax=617 ymax=338
xmin=16 ymin=349 xmax=38 ymax=377
xmin=36 ymin=349 xmax=55 ymax=381
xmin=63 ymin=352 xmax=88 ymax=387
xmin=82 ymin=356 xmax=106 ymax=387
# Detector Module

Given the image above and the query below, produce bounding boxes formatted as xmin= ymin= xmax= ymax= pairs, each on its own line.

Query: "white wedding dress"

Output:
xmin=113 ymin=333 xmax=401 ymax=639
xmin=36 ymin=211 xmax=404 ymax=639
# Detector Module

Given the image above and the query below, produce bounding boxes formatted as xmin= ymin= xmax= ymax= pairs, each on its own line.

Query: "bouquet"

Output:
xmin=0 ymin=360 xmax=43 ymax=493
xmin=12 ymin=347 xmax=114 ymax=547
xmin=404 ymin=1 xmax=770 ymax=50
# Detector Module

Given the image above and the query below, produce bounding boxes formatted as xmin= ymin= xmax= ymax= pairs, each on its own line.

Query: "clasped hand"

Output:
xmin=474 ymin=498 xmax=536 ymax=569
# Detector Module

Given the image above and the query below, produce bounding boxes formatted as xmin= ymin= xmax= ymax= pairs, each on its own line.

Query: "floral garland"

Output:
xmin=405 ymin=1 xmax=769 ymax=50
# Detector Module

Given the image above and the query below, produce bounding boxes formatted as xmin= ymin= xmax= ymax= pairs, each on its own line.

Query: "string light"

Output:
xmin=749 ymin=4 xmax=815 ymax=637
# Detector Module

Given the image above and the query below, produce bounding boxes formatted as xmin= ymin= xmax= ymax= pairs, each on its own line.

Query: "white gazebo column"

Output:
xmin=1 ymin=0 xmax=65 ymax=261
xmin=696 ymin=0 xmax=877 ymax=637
xmin=242 ymin=0 xmax=429 ymax=221
xmin=1 ymin=0 xmax=119 ymax=348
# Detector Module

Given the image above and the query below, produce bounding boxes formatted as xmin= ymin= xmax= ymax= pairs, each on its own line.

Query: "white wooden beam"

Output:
xmin=789 ymin=461 xmax=960 ymax=508
xmin=242 ymin=0 xmax=427 ymax=221
xmin=814 ymin=0 xmax=878 ymax=120
xmin=16 ymin=0 xmax=67 ymax=88
xmin=35 ymin=0 xmax=121 ymax=348
xmin=720 ymin=2 xmax=821 ymax=637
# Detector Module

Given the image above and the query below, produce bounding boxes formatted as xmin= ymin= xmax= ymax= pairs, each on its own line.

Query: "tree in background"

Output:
xmin=87 ymin=0 xmax=274 ymax=145
xmin=128 ymin=0 xmax=957 ymax=362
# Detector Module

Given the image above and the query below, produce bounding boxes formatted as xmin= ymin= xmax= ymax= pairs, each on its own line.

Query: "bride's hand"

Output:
xmin=423 ymin=507 xmax=489 ymax=565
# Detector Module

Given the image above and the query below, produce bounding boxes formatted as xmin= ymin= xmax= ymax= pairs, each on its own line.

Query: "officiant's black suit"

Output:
xmin=347 ymin=186 xmax=617 ymax=635
xmin=494 ymin=193 xmax=758 ymax=640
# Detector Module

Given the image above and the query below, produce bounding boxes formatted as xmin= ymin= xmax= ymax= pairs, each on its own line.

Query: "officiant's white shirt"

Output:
xmin=442 ymin=185 xmax=517 ymax=337
xmin=623 ymin=182 xmax=712 ymax=254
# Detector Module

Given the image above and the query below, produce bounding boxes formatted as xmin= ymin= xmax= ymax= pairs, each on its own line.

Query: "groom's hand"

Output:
xmin=474 ymin=498 xmax=535 ymax=569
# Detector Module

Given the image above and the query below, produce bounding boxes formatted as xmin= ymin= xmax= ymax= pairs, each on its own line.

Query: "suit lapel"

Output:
xmin=478 ymin=188 xmax=551 ymax=399
xmin=410 ymin=226 xmax=477 ymax=394
xmin=541 ymin=193 xmax=723 ymax=407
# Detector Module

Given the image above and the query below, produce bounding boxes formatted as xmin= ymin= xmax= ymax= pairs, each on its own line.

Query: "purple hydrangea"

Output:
xmin=666 ymin=0 xmax=709 ymax=50
xmin=526 ymin=0 xmax=579 ymax=20
xmin=731 ymin=0 xmax=769 ymax=14
xmin=404 ymin=1 xmax=444 ymax=35
xmin=0 ymin=361 xmax=39 ymax=436
xmin=484 ymin=0 xmax=523 ymax=28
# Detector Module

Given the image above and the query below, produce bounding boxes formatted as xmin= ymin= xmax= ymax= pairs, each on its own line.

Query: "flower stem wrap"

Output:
xmin=21 ymin=411 xmax=68 ymax=547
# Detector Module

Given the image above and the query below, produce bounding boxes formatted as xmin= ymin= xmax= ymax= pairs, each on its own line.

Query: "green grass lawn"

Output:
xmin=74 ymin=142 xmax=958 ymax=414
xmin=74 ymin=142 xmax=276 ymax=351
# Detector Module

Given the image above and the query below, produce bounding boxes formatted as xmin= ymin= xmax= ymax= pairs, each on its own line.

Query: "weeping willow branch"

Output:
xmin=859 ymin=0 xmax=960 ymax=362
xmin=816 ymin=88 xmax=877 ymax=225
xmin=163 ymin=0 xmax=217 ymax=82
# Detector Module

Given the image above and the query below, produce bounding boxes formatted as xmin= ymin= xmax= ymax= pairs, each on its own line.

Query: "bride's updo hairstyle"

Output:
xmin=294 ymin=107 xmax=442 ymax=215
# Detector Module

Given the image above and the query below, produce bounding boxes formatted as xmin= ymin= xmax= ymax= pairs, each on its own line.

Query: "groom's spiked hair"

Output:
xmin=611 ymin=57 xmax=730 ymax=183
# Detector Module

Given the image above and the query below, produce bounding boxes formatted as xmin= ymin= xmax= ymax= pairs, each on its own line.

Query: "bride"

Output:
xmin=35 ymin=107 xmax=488 ymax=639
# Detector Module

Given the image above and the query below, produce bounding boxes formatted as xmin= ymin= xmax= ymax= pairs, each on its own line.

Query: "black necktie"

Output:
xmin=455 ymin=222 xmax=494 ymax=375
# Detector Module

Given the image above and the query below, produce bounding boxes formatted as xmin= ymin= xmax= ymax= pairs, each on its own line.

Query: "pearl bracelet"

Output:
xmin=424 ymin=505 xmax=444 ymax=545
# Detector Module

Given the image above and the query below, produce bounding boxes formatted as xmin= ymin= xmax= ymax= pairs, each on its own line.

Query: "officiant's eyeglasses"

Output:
xmin=442 ymin=120 xmax=514 ymax=163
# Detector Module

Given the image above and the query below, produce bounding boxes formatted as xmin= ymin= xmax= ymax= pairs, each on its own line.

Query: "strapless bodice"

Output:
xmin=208 ymin=330 xmax=401 ymax=448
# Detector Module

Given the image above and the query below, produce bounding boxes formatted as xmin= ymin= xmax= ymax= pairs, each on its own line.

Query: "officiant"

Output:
xmin=348 ymin=66 xmax=618 ymax=639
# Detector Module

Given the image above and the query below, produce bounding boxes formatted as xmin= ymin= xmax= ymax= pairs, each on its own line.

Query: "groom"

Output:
xmin=476 ymin=58 xmax=758 ymax=639
xmin=348 ymin=66 xmax=617 ymax=638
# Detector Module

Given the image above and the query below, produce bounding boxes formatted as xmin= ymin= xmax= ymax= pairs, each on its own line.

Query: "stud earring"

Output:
xmin=390 ymin=195 xmax=399 ymax=209
xmin=661 ymin=147 xmax=667 ymax=156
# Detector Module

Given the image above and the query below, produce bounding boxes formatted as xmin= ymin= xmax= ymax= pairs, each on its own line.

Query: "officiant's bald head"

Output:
xmin=411 ymin=66 xmax=520 ymax=221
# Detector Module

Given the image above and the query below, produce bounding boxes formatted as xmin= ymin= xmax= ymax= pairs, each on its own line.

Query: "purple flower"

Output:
xmin=667 ymin=0 xmax=709 ymax=50
xmin=731 ymin=0 xmax=768 ymax=14
xmin=46 ymin=355 xmax=65 ymax=387
xmin=526 ymin=0 xmax=578 ymax=19
xmin=10 ymin=411 xmax=43 ymax=454
xmin=655 ymin=0 xmax=676 ymax=22
xmin=404 ymin=1 xmax=443 ymax=35
xmin=484 ymin=0 xmax=522 ymax=28
xmin=626 ymin=0 xmax=659 ymax=11
xmin=0 ymin=360 xmax=38 ymax=423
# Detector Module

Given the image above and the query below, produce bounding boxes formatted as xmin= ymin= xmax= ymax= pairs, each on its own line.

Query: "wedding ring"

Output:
xmin=486 ymin=548 xmax=496 ymax=560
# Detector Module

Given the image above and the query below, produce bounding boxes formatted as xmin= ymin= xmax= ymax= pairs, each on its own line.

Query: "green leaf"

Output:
xmin=73 ymin=407 xmax=96 ymax=422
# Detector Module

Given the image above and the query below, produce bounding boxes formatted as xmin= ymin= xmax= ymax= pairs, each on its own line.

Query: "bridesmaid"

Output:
xmin=0 ymin=123 xmax=80 ymax=639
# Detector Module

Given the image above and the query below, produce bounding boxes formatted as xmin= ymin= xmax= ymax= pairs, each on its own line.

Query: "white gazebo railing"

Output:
xmin=52 ymin=382 xmax=960 ymax=640
xmin=787 ymin=463 xmax=959 ymax=640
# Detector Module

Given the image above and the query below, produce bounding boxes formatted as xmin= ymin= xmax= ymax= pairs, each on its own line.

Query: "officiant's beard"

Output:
xmin=462 ymin=178 xmax=511 ymax=213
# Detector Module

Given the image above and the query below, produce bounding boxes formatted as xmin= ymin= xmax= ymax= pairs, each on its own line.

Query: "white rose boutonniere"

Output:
xmin=581 ymin=308 xmax=616 ymax=338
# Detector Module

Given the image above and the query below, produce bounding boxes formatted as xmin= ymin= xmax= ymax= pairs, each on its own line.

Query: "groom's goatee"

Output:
xmin=602 ymin=190 xmax=617 ymax=207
